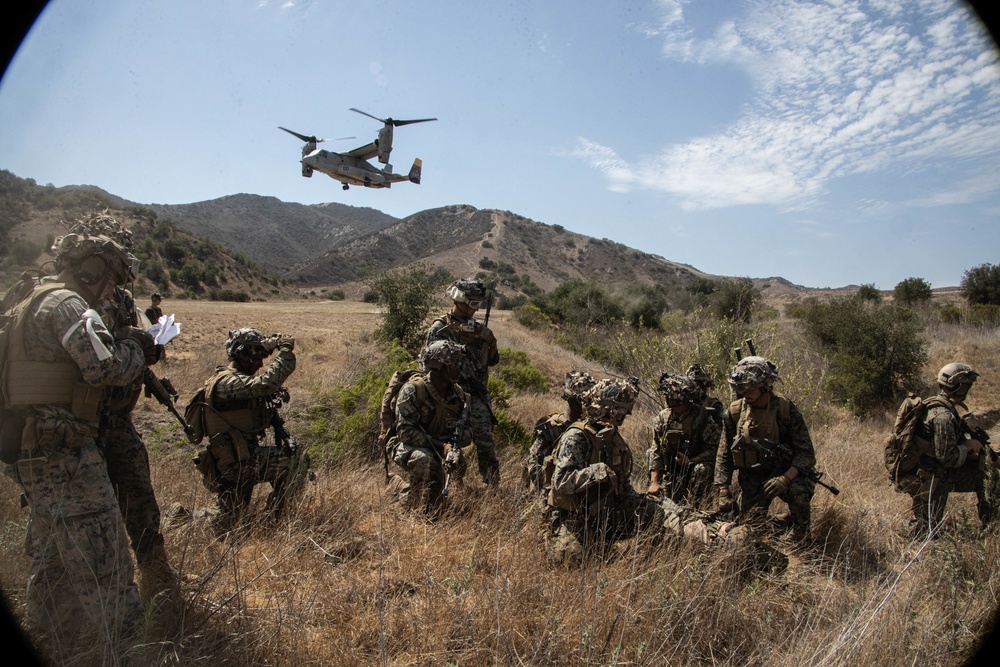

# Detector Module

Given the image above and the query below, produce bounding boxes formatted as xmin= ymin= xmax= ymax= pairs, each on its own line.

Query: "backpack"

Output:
xmin=883 ymin=394 xmax=951 ymax=484
xmin=377 ymin=369 xmax=422 ymax=449
xmin=182 ymin=368 xmax=238 ymax=445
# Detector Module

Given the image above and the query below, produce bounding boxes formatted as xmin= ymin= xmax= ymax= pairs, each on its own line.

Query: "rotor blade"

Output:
xmin=391 ymin=118 xmax=437 ymax=127
xmin=349 ymin=108 xmax=385 ymax=123
xmin=317 ymin=136 xmax=355 ymax=142
xmin=278 ymin=126 xmax=317 ymax=143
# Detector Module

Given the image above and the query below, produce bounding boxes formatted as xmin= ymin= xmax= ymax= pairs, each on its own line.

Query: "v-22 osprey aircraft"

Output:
xmin=279 ymin=108 xmax=436 ymax=190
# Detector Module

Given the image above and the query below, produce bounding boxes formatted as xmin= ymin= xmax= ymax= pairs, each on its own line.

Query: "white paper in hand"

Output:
xmin=148 ymin=314 xmax=181 ymax=345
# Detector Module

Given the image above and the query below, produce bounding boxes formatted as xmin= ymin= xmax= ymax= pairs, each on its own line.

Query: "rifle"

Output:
xmin=748 ymin=437 xmax=841 ymax=496
xmin=442 ymin=403 xmax=469 ymax=500
xmin=962 ymin=422 xmax=999 ymax=464
xmin=142 ymin=368 xmax=195 ymax=440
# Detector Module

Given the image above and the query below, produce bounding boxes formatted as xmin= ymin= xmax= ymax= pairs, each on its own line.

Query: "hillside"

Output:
xmin=146 ymin=195 xmax=399 ymax=275
xmin=0 ymin=170 xmax=296 ymax=300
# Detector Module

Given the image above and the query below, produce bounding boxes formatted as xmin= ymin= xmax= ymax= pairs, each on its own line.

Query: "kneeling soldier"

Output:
xmin=390 ymin=340 xmax=473 ymax=512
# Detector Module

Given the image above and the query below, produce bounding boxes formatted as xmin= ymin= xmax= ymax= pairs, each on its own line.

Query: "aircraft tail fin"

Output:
xmin=408 ymin=158 xmax=423 ymax=184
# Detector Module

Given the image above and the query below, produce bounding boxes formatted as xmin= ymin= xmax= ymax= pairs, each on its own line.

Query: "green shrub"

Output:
xmin=364 ymin=262 xmax=445 ymax=352
xmin=707 ymin=278 xmax=760 ymax=322
xmin=513 ymin=304 xmax=550 ymax=330
xmin=797 ymin=296 xmax=926 ymax=415
xmin=494 ymin=348 xmax=548 ymax=393
xmin=961 ymin=263 xmax=1000 ymax=306
xmin=857 ymin=283 xmax=881 ymax=302
xmin=893 ymin=277 xmax=932 ymax=306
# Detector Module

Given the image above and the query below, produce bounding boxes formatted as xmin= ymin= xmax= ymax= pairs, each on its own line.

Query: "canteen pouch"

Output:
xmin=71 ymin=381 xmax=102 ymax=422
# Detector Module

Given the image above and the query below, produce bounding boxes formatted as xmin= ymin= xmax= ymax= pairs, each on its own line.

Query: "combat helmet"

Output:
xmin=728 ymin=356 xmax=779 ymax=395
xmin=685 ymin=363 xmax=715 ymax=389
xmin=419 ymin=339 xmax=467 ymax=371
xmin=657 ymin=372 xmax=704 ymax=404
xmin=585 ymin=377 xmax=640 ymax=423
xmin=561 ymin=370 xmax=597 ymax=402
xmin=446 ymin=279 xmax=487 ymax=308
xmin=937 ymin=362 xmax=979 ymax=392
xmin=52 ymin=211 xmax=138 ymax=287
xmin=226 ymin=327 xmax=270 ymax=361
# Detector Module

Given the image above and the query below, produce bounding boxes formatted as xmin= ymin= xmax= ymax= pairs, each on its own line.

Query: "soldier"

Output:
xmin=425 ymin=279 xmax=501 ymax=485
xmin=902 ymin=363 xmax=1000 ymax=538
xmin=389 ymin=340 xmax=473 ymax=512
xmin=193 ymin=327 xmax=298 ymax=537
xmin=1 ymin=213 xmax=155 ymax=662
xmin=523 ymin=370 xmax=596 ymax=493
xmin=715 ymin=356 xmax=817 ymax=541
xmin=99 ymin=285 xmax=178 ymax=604
xmin=546 ymin=377 xmax=663 ymax=566
xmin=647 ymin=373 xmax=722 ymax=508
xmin=686 ymin=363 xmax=726 ymax=420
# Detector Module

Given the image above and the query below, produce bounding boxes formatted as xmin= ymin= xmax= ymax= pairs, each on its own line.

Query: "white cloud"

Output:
xmin=582 ymin=0 xmax=1000 ymax=210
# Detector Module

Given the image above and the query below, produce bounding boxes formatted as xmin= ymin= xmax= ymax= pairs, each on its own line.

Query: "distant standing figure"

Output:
xmin=145 ymin=292 xmax=163 ymax=325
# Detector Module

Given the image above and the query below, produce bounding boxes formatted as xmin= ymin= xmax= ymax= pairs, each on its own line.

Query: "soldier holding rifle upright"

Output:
xmin=426 ymin=279 xmax=501 ymax=485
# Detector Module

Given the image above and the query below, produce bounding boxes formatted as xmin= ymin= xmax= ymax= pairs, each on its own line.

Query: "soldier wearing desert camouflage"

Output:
xmin=1 ymin=212 xmax=156 ymax=663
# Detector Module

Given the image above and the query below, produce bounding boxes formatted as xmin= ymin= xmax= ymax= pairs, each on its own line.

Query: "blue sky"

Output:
xmin=1 ymin=0 xmax=998 ymax=289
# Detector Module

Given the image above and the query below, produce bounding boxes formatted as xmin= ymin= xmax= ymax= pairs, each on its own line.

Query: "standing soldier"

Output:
xmin=388 ymin=340 xmax=473 ymax=512
xmin=426 ymin=279 xmax=501 ymax=485
xmin=546 ymin=378 xmax=663 ymax=566
xmin=100 ymin=285 xmax=177 ymax=604
xmin=523 ymin=370 xmax=597 ymax=493
xmin=191 ymin=327 xmax=298 ymax=537
xmin=1 ymin=213 xmax=154 ymax=662
xmin=715 ymin=356 xmax=817 ymax=541
xmin=902 ymin=363 xmax=999 ymax=538
xmin=647 ymin=373 xmax=722 ymax=508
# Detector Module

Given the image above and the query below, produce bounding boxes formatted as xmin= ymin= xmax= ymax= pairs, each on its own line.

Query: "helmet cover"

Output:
xmin=937 ymin=362 xmax=979 ymax=391
xmin=419 ymin=339 xmax=467 ymax=370
xmin=561 ymin=370 xmax=597 ymax=401
xmin=728 ymin=356 xmax=779 ymax=393
xmin=584 ymin=377 xmax=639 ymax=422
xmin=658 ymin=373 xmax=704 ymax=404
xmin=446 ymin=279 xmax=487 ymax=307
xmin=226 ymin=327 xmax=269 ymax=361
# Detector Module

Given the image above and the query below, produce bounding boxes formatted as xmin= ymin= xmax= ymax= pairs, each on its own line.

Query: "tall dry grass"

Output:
xmin=1 ymin=300 xmax=998 ymax=665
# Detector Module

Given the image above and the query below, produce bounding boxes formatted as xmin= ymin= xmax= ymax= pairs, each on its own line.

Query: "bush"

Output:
xmin=961 ymin=263 xmax=1000 ymax=306
xmin=364 ymin=262 xmax=446 ymax=352
xmin=208 ymin=289 xmax=250 ymax=302
xmin=513 ymin=303 xmax=550 ymax=330
xmin=708 ymin=278 xmax=760 ymax=322
xmin=532 ymin=280 xmax=623 ymax=327
xmin=493 ymin=348 xmax=548 ymax=393
xmin=857 ymin=283 xmax=881 ymax=302
xmin=893 ymin=277 xmax=932 ymax=306
xmin=8 ymin=238 xmax=40 ymax=266
xmin=796 ymin=296 xmax=927 ymax=415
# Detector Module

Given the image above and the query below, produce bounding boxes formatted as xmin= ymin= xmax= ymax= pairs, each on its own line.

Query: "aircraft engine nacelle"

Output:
xmin=377 ymin=125 xmax=393 ymax=164
xmin=302 ymin=163 xmax=313 ymax=178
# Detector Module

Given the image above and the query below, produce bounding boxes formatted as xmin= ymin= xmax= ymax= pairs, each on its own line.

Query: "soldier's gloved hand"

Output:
xmin=159 ymin=377 xmax=179 ymax=401
xmin=763 ymin=475 xmax=791 ymax=499
xmin=444 ymin=444 xmax=466 ymax=477
xmin=274 ymin=334 xmax=295 ymax=351
xmin=120 ymin=327 xmax=162 ymax=366
xmin=717 ymin=486 xmax=735 ymax=514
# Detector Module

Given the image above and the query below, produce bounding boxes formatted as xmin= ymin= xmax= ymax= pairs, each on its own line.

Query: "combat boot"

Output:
xmin=137 ymin=542 xmax=180 ymax=605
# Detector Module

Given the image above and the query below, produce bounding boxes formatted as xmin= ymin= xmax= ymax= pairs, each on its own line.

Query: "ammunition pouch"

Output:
xmin=732 ymin=442 xmax=761 ymax=469
xmin=207 ymin=430 xmax=252 ymax=467
xmin=193 ymin=448 xmax=220 ymax=492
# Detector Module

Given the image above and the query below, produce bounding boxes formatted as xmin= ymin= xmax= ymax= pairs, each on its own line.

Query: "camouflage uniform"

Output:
xmin=99 ymin=287 xmax=175 ymax=599
xmin=390 ymin=371 xmax=470 ymax=510
xmin=523 ymin=371 xmax=596 ymax=494
xmin=648 ymin=396 xmax=723 ymax=507
xmin=716 ymin=391 xmax=816 ymax=538
xmin=546 ymin=379 xmax=662 ymax=566
xmin=426 ymin=308 xmax=500 ymax=483
xmin=198 ymin=333 xmax=296 ymax=536
xmin=901 ymin=365 xmax=998 ymax=537
xmin=6 ymin=277 xmax=147 ymax=658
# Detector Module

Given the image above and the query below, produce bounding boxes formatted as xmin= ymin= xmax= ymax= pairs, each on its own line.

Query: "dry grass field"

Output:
xmin=2 ymin=298 xmax=999 ymax=666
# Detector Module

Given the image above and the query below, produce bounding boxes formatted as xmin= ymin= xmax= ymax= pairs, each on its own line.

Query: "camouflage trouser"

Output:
xmin=100 ymin=412 xmax=169 ymax=568
xmin=466 ymin=393 xmax=500 ymax=484
xmin=392 ymin=440 xmax=446 ymax=510
xmin=653 ymin=456 xmax=715 ymax=509
xmin=212 ymin=444 xmax=292 ymax=536
xmin=546 ymin=492 xmax=664 ymax=567
xmin=901 ymin=460 xmax=997 ymax=538
xmin=15 ymin=438 xmax=143 ymax=661
xmin=734 ymin=468 xmax=814 ymax=538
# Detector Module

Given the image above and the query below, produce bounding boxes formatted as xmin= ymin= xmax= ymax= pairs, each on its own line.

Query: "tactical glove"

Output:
xmin=763 ymin=475 xmax=791 ymax=499
xmin=274 ymin=334 xmax=295 ymax=351
xmin=444 ymin=444 xmax=467 ymax=478
xmin=120 ymin=327 xmax=161 ymax=366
